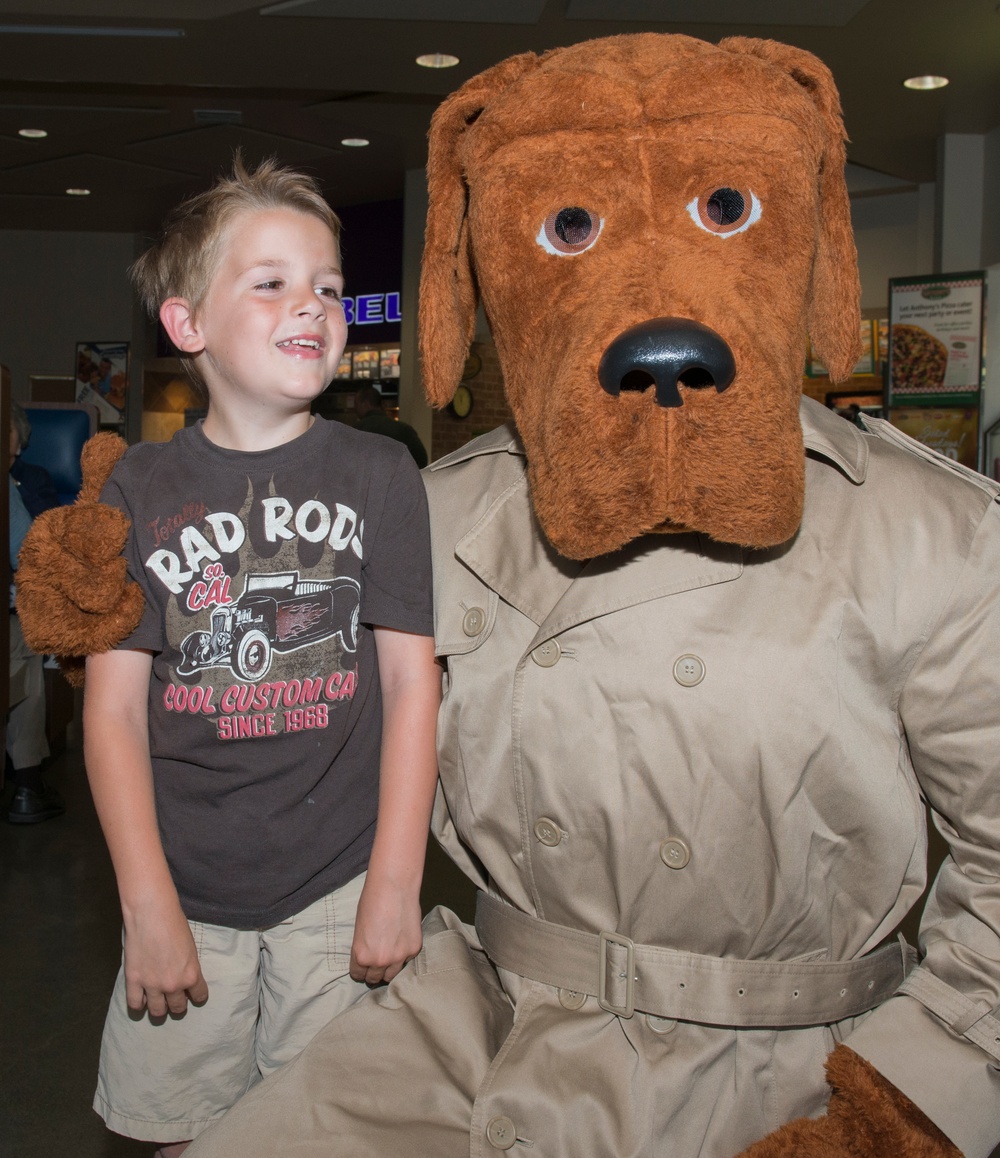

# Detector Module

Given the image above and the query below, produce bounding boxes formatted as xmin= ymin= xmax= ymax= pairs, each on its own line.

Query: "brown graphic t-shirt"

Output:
xmin=101 ymin=416 xmax=433 ymax=928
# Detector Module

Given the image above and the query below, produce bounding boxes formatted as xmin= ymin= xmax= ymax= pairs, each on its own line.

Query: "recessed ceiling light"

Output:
xmin=416 ymin=52 xmax=459 ymax=69
xmin=341 ymin=137 xmax=369 ymax=148
xmin=18 ymin=128 xmax=47 ymax=138
xmin=65 ymin=187 xmax=91 ymax=196
xmin=903 ymin=75 xmax=949 ymax=90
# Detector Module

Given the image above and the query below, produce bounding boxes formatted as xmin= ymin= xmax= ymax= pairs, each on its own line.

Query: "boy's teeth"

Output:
xmin=281 ymin=338 xmax=320 ymax=348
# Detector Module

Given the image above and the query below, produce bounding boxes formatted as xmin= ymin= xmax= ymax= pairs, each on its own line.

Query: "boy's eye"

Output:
xmin=255 ymin=279 xmax=283 ymax=291
xmin=317 ymin=286 xmax=342 ymax=300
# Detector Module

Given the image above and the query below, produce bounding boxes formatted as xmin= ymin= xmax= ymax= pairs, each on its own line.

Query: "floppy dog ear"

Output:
xmin=420 ymin=52 xmax=538 ymax=408
xmin=721 ymin=38 xmax=862 ymax=383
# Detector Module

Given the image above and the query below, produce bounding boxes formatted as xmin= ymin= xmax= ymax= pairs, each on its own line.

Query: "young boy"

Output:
xmin=84 ymin=158 xmax=440 ymax=1157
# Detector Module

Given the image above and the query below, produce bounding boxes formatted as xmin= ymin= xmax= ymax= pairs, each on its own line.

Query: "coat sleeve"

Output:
xmin=845 ymin=494 xmax=1000 ymax=1158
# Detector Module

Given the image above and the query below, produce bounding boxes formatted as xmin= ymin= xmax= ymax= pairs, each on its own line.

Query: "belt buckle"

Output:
xmin=598 ymin=930 xmax=635 ymax=1018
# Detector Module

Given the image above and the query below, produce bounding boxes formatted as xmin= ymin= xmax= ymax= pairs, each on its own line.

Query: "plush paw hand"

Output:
xmin=734 ymin=1045 xmax=960 ymax=1158
xmin=46 ymin=502 xmax=134 ymax=613
xmin=15 ymin=432 xmax=145 ymax=685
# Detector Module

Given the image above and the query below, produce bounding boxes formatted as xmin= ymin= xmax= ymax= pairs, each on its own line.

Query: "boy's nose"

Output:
xmin=293 ymin=291 xmax=325 ymax=317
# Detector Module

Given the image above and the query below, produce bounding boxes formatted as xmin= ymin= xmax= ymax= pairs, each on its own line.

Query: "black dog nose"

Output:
xmin=598 ymin=318 xmax=736 ymax=408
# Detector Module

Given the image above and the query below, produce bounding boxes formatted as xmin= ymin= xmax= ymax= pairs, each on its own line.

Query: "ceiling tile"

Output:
xmin=261 ymin=0 xmax=547 ymax=23
xmin=126 ymin=123 xmax=339 ymax=172
xmin=0 ymin=103 xmax=169 ymax=143
xmin=0 ymin=1 xmax=257 ymax=17
xmin=0 ymin=151 xmax=195 ymax=195
xmin=565 ymin=0 xmax=871 ymax=25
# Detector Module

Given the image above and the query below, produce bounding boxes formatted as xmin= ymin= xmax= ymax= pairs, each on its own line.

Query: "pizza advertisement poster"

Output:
xmin=887 ymin=272 xmax=984 ymax=403
xmin=889 ymin=406 xmax=980 ymax=471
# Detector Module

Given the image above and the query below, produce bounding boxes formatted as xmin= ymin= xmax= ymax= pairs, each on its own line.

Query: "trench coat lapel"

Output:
xmin=534 ymin=534 xmax=743 ymax=645
xmin=454 ymin=460 xmax=742 ymax=640
xmin=455 ymin=470 xmax=582 ymax=626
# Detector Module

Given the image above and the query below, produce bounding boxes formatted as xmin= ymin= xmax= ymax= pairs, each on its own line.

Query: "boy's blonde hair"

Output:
xmin=131 ymin=155 xmax=342 ymax=318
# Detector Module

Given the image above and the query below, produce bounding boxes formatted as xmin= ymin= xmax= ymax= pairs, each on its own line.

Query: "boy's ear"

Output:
xmin=160 ymin=297 xmax=205 ymax=354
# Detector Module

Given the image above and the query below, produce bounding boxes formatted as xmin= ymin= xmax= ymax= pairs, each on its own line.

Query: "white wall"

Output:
xmin=982 ymin=126 xmax=1000 ymax=270
xmin=982 ymin=263 xmax=1000 ymax=437
xmin=851 ymin=186 xmax=935 ymax=312
xmin=0 ymin=230 xmax=135 ymax=401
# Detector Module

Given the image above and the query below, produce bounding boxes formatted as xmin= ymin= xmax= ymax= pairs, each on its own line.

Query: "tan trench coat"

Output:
xmin=188 ymin=398 xmax=1000 ymax=1158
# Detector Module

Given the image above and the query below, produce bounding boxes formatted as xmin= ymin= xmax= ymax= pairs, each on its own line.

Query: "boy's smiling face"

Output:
xmin=175 ymin=206 xmax=347 ymax=418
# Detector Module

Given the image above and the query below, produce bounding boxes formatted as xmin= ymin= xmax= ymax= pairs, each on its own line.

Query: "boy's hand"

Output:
xmin=123 ymin=897 xmax=209 ymax=1018
xmin=348 ymin=875 xmax=423 ymax=986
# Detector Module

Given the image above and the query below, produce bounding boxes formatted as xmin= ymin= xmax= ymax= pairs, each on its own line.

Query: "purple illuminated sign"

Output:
xmin=343 ymin=292 xmax=402 ymax=327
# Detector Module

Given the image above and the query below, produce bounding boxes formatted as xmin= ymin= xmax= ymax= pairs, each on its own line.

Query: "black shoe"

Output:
xmin=7 ymin=784 xmax=64 ymax=824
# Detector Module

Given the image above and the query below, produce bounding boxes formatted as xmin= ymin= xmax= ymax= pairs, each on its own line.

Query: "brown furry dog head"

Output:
xmin=420 ymin=34 xmax=860 ymax=559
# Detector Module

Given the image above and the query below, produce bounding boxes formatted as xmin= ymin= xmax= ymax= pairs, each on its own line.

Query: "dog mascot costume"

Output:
xmin=18 ymin=33 xmax=1000 ymax=1158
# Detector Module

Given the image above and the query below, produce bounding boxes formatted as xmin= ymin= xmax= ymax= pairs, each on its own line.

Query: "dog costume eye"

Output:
xmin=687 ymin=187 xmax=762 ymax=236
xmin=537 ymin=207 xmax=604 ymax=255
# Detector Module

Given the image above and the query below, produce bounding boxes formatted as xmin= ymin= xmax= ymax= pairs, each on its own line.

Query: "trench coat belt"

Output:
xmin=475 ymin=892 xmax=917 ymax=1026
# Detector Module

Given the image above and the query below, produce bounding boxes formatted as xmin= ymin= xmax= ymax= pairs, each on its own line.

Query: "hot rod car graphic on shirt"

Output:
xmin=176 ymin=570 xmax=360 ymax=682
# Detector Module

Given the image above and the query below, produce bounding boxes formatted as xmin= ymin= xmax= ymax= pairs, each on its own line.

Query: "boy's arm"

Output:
xmin=350 ymin=628 xmax=440 ymax=986
xmin=84 ymin=648 xmax=208 ymax=1017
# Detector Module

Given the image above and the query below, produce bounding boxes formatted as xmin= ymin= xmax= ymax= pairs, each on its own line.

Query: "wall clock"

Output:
xmin=451 ymin=382 xmax=474 ymax=419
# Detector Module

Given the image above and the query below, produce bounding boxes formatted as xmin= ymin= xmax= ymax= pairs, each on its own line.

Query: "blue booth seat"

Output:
xmin=21 ymin=403 xmax=99 ymax=507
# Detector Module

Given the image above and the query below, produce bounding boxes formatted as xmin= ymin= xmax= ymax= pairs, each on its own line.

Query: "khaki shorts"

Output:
xmin=94 ymin=872 xmax=369 ymax=1143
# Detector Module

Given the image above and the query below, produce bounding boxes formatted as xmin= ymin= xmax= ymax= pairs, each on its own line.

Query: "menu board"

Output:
xmin=352 ymin=350 xmax=380 ymax=379
xmin=887 ymin=272 xmax=985 ymax=403
xmin=379 ymin=348 xmax=401 ymax=379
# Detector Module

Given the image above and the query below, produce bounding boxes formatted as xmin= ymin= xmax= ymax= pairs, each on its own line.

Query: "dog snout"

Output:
xmin=597 ymin=318 xmax=736 ymax=408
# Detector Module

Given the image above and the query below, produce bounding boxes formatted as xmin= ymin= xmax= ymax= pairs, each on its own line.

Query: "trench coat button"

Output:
xmin=534 ymin=817 xmax=563 ymax=846
xmin=486 ymin=1115 xmax=517 ymax=1150
xmin=559 ymin=987 xmax=587 ymax=1010
xmin=659 ymin=838 xmax=691 ymax=869
xmin=531 ymin=639 xmax=562 ymax=667
xmin=462 ymin=607 xmax=486 ymax=636
xmin=673 ymin=654 xmax=705 ymax=687
xmin=646 ymin=1014 xmax=677 ymax=1034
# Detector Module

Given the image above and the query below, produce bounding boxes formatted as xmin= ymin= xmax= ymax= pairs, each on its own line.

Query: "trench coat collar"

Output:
xmin=440 ymin=398 xmax=868 ymax=634
xmin=799 ymin=394 xmax=869 ymax=483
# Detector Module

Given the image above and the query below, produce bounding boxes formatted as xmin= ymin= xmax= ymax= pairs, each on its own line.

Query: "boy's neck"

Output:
xmin=200 ymin=402 xmax=315 ymax=452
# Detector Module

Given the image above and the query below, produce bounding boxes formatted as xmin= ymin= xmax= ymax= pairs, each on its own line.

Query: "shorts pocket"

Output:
xmin=324 ymin=873 xmax=364 ymax=970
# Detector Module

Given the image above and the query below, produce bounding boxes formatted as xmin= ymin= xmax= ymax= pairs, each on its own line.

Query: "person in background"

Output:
xmin=353 ymin=383 xmax=428 ymax=468
xmin=10 ymin=402 xmax=59 ymax=518
xmin=7 ymin=475 xmax=60 ymax=823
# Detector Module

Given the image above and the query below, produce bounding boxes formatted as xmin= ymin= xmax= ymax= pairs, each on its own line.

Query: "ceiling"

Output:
xmin=0 ymin=0 xmax=996 ymax=233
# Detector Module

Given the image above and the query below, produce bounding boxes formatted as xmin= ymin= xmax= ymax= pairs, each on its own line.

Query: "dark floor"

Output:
xmin=1 ymin=732 xmax=148 ymax=1158
xmin=1 ymin=710 xmax=995 ymax=1158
